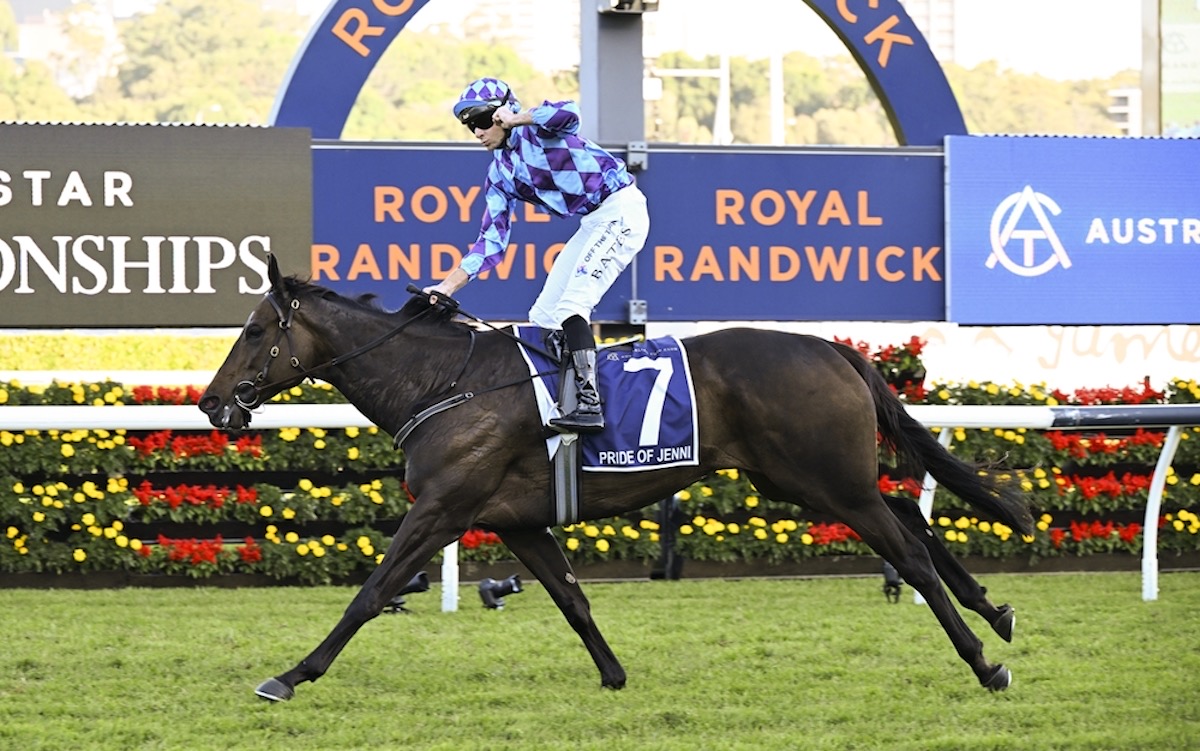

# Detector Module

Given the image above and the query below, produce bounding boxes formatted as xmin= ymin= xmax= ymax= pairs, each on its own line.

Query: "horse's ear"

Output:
xmin=267 ymin=253 xmax=285 ymax=294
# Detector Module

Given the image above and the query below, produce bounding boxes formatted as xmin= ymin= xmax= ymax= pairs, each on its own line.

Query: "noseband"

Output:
xmin=234 ymin=289 xmax=437 ymax=411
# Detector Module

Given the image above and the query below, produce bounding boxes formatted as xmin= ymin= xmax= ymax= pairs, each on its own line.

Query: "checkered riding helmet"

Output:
xmin=453 ymin=77 xmax=521 ymax=124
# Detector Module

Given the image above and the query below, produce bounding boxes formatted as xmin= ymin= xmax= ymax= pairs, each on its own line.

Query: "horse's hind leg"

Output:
xmin=882 ymin=494 xmax=1015 ymax=642
xmin=499 ymin=527 xmax=626 ymax=689
xmin=837 ymin=500 xmax=1012 ymax=691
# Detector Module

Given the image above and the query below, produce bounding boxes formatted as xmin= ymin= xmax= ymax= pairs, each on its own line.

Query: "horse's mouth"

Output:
xmin=199 ymin=394 xmax=253 ymax=430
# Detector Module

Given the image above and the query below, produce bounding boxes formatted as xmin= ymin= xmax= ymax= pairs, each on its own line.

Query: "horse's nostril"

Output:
xmin=198 ymin=394 xmax=219 ymax=414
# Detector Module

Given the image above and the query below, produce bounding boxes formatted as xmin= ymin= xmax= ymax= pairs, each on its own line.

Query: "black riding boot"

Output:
xmin=549 ymin=348 xmax=604 ymax=433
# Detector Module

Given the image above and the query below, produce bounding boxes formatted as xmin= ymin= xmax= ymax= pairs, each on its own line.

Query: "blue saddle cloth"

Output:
xmin=514 ymin=327 xmax=700 ymax=473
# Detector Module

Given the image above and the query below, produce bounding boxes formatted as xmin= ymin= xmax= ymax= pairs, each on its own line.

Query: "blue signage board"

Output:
xmin=946 ymin=135 xmax=1200 ymax=325
xmin=310 ymin=144 xmax=946 ymax=322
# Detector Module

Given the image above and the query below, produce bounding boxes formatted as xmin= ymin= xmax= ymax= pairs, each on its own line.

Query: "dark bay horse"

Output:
xmin=199 ymin=256 xmax=1033 ymax=702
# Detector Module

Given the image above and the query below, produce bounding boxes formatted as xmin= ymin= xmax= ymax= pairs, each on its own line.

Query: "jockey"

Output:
xmin=425 ymin=77 xmax=650 ymax=434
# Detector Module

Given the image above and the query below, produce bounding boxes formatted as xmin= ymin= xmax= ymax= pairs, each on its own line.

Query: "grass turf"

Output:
xmin=1 ymin=572 xmax=1197 ymax=750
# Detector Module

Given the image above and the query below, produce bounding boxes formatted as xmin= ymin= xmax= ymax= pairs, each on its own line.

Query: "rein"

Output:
xmin=237 ymin=288 xmax=555 ymax=437
xmin=236 ymin=291 xmax=443 ymax=409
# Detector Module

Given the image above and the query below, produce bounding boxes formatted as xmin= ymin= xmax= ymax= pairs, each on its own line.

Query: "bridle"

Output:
xmin=230 ymin=284 xmax=569 ymax=446
xmin=233 ymin=288 xmax=441 ymax=411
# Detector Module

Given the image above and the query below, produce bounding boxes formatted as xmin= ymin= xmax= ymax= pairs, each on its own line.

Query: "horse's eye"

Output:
xmin=245 ymin=324 xmax=264 ymax=342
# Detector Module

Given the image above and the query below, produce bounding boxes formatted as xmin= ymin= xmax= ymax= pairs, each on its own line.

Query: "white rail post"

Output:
xmin=913 ymin=426 xmax=955 ymax=605
xmin=441 ymin=541 xmax=459 ymax=612
xmin=1142 ymin=425 xmax=1183 ymax=602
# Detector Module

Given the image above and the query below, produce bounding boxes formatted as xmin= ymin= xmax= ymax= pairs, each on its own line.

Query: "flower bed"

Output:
xmin=3 ymin=351 xmax=1200 ymax=585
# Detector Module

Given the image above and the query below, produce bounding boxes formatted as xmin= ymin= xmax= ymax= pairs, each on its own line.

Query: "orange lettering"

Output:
xmin=876 ymin=245 xmax=904 ymax=281
xmin=690 ymin=246 xmax=724 ymax=281
xmin=448 ymin=186 xmax=478 ymax=222
xmin=347 ymin=244 xmax=382 ymax=280
xmin=787 ymin=189 xmax=817 ymax=224
xmin=410 ymin=186 xmax=447 ymax=222
xmin=804 ymin=245 xmax=850 ymax=281
xmin=374 ymin=186 xmax=403 ymax=223
xmin=388 ymin=243 xmax=420 ymax=280
xmin=311 ymin=244 xmax=339 ymax=280
xmin=729 ymin=246 xmax=759 ymax=281
xmin=431 ymin=244 xmax=462 ymax=277
xmin=913 ymin=246 xmax=942 ymax=281
xmin=331 ymin=8 xmax=384 ymax=58
xmin=715 ymin=190 xmax=744 ymax=225
xmin=818 ymin=191 xmax=851 ymax=225
xmin=543 ymin=244 xmax=563 ymax=273
xmin=750 ymin=190 xmax=785 ymax=226
xmin=864 ymin=15 xmax=913 ymax=67
xmin=858 ymin=191 xmax=882 ymax=225
xmin=373 ymin=0 xmax=414 ymax=16
xmin=656 ymin=245 xmax=684 ymax=281
xmin=769 ymin=246 xmax=800 ymax=281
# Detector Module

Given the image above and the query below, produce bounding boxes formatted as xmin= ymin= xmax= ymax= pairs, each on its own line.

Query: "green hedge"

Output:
xmin=3 ymin=370 xmax=1200 ymax=584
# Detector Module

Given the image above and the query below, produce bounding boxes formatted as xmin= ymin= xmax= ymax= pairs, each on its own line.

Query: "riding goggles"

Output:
xmin=458 ymin=90 xmax=511 ymax=132
xmin=460 ymin=105 xmax=499 ymax=132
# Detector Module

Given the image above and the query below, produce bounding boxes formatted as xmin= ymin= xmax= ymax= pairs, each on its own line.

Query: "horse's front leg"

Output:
xmin=881 ymin=494 xmax=1016 ymax=642
xmin=255 ymin=506 xmax=466 ymax=702
xmin=499 ymin=527 xmax=627 ymax=689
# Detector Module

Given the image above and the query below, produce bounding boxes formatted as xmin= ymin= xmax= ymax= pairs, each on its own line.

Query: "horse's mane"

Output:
xmin=283 ymin=275 xmax=462 ymax=327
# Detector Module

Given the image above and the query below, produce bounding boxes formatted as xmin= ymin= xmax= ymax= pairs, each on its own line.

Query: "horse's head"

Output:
xmin=199 ymin=255 xmax=323 ymax=430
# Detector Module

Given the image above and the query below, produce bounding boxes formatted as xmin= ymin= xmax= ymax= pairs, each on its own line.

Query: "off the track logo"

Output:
xmin=986 ymin=185 xmax=1072 ymax=277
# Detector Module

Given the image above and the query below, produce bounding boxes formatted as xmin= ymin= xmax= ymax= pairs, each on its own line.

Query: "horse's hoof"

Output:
xmin=981 ymin=664 xmax=1012 ymax=692
xmin=992 ymin=604 xmax=1015 ymax=643
xmin=254 ymin=677 xmax=295 ymax=702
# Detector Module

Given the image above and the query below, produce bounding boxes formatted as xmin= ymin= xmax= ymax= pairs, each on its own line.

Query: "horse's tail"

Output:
xmin=830 ymin=341 xmax=1035 ymax=536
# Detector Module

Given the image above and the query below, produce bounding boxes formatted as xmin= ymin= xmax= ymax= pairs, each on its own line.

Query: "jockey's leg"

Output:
xmin=549 ymin=315 xmax=603 ymax=433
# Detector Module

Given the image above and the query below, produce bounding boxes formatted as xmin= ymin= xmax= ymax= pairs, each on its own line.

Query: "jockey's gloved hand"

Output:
xmin=406 ymin=283 xmax=461 ymax=312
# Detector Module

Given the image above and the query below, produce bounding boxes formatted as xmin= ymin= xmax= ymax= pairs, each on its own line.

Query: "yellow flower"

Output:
xmin=754 ymin=528 xmax=767 ymax=540
xmin=937 ymin=516 xmax=951 ymax=527
xmin=566 ymin=537 xmax=580 ymax=551
xmin=130 ymin=539 xmax=143 ymax=551
xmin=32 ymin=512 xmax=45 ymax=523
xmin=298 ymin=478 xmax=314 ymax=491
xmin=313 ymin=440 xmax=326 ymax=450
xmin=73 ymin=549 xmax=87 ymax=562
xmin=595 ymin=539 xmax=610 ymax=553
xmin=356 ymin=536 xmax=371 ymax=549
xmin=346 ymin=427 xmax=360 ymax=438
xmin=259 ymin=505 xmax=273 ymax=517
xmin=583 ymin=525 xmax=599 ymax=538
xmin=296 ymin=544 xmax=310 ymax=556
xmin=347 ymin=447 xmax=360 ymax=461
xmin=285 ymin=531 xmax=299 ymax=543
xmin=282 ymin=508 xmax=296 ymax=520
xmin=775 ymin=533 xmax=789 ymax=544
xmin=61 ymin=444 xmax=75 ymax=458
xmin=82 ymin=513 xmax=96 ymax=526
xmin=744 ymin=495 xmax=759 ymax=508
xmin=800 ymin=533 xmax=814 ymax=545
xmin=321 ymin=535 xmax=335 ymax=546
xmin=676 ymin=490 xmax=691 ymax=502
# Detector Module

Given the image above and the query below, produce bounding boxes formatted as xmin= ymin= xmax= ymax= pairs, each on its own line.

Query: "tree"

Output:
xmin=90 ymin=0 xmax=303 ymax=123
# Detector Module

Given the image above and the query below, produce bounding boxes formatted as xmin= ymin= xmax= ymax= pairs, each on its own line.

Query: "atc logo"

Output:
xmin=986 ymin=185 xmax=1072 ymax=277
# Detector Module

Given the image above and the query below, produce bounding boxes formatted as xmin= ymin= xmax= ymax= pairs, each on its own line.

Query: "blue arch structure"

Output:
xmin=270 ymin=0 xmax=966 ymax=145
